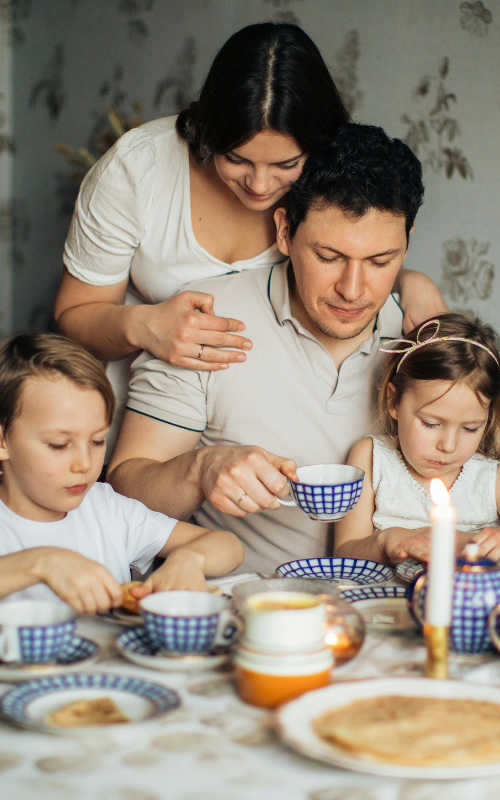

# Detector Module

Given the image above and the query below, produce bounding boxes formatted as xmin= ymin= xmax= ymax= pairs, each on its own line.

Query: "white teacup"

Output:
xmin=275 ymin=464 xmax=364 ymax=520
xmin=241 ymin=591 xmax=326 ymax=653
xmin=0 ymin=601 xmax=77 ymax=663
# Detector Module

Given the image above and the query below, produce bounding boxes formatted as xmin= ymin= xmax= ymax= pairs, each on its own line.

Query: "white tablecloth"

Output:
xmin=2 ymin=582 xmax=500 ymax=800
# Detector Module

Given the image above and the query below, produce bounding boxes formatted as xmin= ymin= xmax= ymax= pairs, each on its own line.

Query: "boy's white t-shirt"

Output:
xmin=0 ymin=483 xmax=177 ymax=603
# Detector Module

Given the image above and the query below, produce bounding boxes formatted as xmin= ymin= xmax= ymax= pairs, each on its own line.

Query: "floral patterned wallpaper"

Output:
xmin=0 ymin=0 xmax=499 ymax=331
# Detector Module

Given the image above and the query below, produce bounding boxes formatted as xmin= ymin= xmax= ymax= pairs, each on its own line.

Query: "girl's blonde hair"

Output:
xmin=379 ymin=312 xmax=500 ymax=459
xmin=0 ymin=333 xmax=116 ymax=435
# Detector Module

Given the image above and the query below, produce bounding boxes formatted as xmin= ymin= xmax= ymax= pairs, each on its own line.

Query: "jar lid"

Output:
xmin=234 ymin=644 xmax=333 ymax=676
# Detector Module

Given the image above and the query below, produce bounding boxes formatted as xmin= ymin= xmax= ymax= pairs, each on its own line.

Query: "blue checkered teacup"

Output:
xmin=0 ymin=601 xmax=77 ymax=663
xmin=275 ymin=464 xmax=364 ymax=521
xmin=140 ymin=591 xmax=242 ymax=654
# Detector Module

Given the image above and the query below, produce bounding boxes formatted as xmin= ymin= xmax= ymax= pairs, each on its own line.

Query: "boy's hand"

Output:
xmin=131 ymin=550 xmax=207 ymax=600
xmin=377 ymin=526 xmax=431 ymax=565
xmin=34 ymin=548 xmax=123 ymax=615
xmin=469 ymin=527 xmax=500 ymax=562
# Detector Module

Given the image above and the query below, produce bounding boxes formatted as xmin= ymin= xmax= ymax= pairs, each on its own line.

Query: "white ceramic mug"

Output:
xmin=241 ymin=591 xmax=326 ymax=653
xmin=0 ymin=601 xmax=77 ymax=663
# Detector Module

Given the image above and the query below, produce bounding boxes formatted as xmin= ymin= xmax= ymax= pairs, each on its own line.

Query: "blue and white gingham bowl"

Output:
xmin=276 ymin=557 xmax=394 ymax=585
xmin=0 ymin=601 xmax=77 ymax=664
xmin=281 ymin=465 xmax=364 ymax=520
xmin=140 ymin=591 xmax=240 ymax=654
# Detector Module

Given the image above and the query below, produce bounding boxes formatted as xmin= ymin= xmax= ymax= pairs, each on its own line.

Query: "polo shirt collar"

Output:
xmin=268 ymin=260 xmax=403 ymax=346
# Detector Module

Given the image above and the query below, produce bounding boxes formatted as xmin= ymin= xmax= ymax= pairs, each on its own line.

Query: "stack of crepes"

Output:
xmin=314 ymin=695 xmax=500 ymax=766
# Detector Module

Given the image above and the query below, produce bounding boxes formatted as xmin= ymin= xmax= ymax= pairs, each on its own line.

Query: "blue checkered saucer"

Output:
xmin=0 ymin=636 xmax=100 ymax=683
xmin=276 ymin=557 xmax=394 ymax=585
xmin=0 ymin=672 xmax=181 ymax=733
xmin=339 ymin=586 xmax=414 ymax=630
xmin=116 ymin=626 xmax=230 ymax=673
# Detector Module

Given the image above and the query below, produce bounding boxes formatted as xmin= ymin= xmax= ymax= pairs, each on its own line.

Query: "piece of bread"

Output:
xmin=313 ymin=695 xmax=500 ymax=766
xmin=121 ymin=580 xmax=143 ymax=614
xmin=45 ymin=697 xmax=130 ymax=728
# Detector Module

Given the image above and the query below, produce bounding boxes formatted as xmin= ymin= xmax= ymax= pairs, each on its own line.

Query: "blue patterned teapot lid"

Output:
xmin=456 ymin=542 xmax=498 ymax=573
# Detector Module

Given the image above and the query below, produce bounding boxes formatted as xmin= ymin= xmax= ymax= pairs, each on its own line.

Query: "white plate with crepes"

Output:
xmin=276 ymin=677 xmax=500 ymax=779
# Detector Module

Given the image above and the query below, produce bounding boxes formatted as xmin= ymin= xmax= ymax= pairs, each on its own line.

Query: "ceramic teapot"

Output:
xmin=409 ymin=543 xmax=500 ymax=654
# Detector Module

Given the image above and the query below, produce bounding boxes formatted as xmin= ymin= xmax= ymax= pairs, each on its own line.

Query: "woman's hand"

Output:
xmin=376 ymin=526 xmax=431 ymax=565
xmin=397 ymin=268 xmax=449 ymax=334
xmin=196 ymin=444 xmax=297 ymax=516
xmin=131 ymin=291 xmax=253 ymax=370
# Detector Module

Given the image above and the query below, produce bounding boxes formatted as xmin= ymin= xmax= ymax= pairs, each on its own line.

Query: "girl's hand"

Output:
xmin=34 ymin=548 xmax=123 ymax=615
xmin=469 ymin=527 xmax=500 ymax=562
xmin=131 ymin=550 xmax=207 ymax=598
xmin=377 ymin=526 xmax=431 ymax=565
xmin=131 ymin=291 xmax=252 ymax=370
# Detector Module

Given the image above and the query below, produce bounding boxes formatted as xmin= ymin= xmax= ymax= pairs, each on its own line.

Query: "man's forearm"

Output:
xmin=108 ymin=452 xmax=206 ymax=520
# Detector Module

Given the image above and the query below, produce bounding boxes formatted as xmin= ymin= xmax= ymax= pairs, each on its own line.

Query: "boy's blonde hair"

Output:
xmin=0 ymin=333 xmax=116 ymax=434
xmin=379 ymin=312 xmax=500 ymax=459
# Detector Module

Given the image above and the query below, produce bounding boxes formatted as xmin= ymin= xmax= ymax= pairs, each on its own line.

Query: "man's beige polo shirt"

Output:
xmin=127 ymin=262 xmax=403 ymax=574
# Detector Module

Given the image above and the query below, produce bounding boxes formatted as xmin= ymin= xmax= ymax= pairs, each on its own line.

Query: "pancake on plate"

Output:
xmin=313 ymin=695 xmax=500 ymax=766
xmin=45 ymin=697 xmax=130 ymax=728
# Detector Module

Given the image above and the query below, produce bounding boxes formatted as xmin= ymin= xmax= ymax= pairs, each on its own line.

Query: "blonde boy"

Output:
xmin=0 ymin=333 xmax=244 ymax=613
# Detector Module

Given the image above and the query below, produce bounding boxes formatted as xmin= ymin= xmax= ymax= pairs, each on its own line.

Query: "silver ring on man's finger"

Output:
xmin=197 ymin=345 xmax=204 ymax=359
xmin=236 ymin=492 xmax=247 ymax=506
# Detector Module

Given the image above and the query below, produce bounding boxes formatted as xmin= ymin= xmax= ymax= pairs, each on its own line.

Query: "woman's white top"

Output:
xmin=370 ymin=436 xmax=499 ymax=533
xmin=63 ymin=115 xmax=285 ymax=454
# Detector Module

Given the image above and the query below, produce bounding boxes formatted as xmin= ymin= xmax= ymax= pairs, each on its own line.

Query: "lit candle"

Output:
xmin=426 ymin=478 xmax=456 ymax=626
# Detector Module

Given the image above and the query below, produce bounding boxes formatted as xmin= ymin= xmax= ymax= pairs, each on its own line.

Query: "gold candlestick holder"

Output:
xmin=423 ymin=624 xmax=449 ymax=678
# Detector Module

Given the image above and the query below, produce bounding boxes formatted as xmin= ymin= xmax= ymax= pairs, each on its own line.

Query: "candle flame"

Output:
xmin=430 ymin=478 xmax=450 ymax=506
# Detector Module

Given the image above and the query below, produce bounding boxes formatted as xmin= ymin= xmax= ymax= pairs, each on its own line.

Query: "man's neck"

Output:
xmin=288 ymin=271 xmax=377 ymax=371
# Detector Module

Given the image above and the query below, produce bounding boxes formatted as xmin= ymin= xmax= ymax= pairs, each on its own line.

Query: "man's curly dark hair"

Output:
xmin=286 ymin=123 xmax=424 ymax=244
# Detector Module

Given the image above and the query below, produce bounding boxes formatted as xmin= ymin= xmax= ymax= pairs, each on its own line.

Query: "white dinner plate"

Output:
xmin=0 ymin=672 xmax=180 ymax=734
xmin=339 ymin=587 xmax=413 ymax=630
xmin=276 ymin=676 xmax=500 ymax=779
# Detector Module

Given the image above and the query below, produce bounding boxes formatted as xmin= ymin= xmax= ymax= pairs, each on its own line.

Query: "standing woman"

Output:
xmin=54 ymin=22 xmax=445 ymax=450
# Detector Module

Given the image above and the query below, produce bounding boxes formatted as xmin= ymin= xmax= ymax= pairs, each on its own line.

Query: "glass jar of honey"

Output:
xmin=234 ymin=643 xmax=333 ymax=708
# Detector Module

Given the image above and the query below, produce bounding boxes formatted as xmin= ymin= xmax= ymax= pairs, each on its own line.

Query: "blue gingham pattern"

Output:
xmin=410 ymin=568 xmax=500 ymax=654
xmin=340 ymin=586 xmax=410 ymax=603
xmin=276 ymin=557 xmax=394 ymax=585
xmin=289 ymin=476 xmax=363 ymax=517
xmin=142 ymin=610 xmax=219 ymax=653
xmin=13 ymin=619 xmax=76 ymax=663
xmin=55 ymin=636 xmax=98 ymax=665
xmin=117 ymin=626 xmax=159 ymax=657
xmin=0 ymin=672 xmax=180 ymax=726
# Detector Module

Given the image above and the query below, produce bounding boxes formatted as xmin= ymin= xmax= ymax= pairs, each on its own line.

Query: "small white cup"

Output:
xmin=0 ymin=601 xmax=77 ymax=663
xmin=241 ymin=591 xmax=326 ymax=653
xmin=275 ymin=464 xmax=364 ymax=521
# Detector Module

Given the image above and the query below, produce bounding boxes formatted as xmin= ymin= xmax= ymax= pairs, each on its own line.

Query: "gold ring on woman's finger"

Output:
xmin=197 ymin=345 xmax=204 ymax=359
xmin=236 ymin=492 xmax=247 ymax=505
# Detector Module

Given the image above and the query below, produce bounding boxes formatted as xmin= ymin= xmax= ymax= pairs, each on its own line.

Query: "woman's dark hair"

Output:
xmin=379 ymin=312 xmax=500 ymax=459
xmin=176 ymin=22 xmax=349 ymax=162
xmin=287 ymin=123 xmax=424 ymax=244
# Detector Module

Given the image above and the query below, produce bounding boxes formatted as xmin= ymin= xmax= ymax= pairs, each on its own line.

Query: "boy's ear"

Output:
xmin=0 ymin=426 xmax=9 ymax=461
xmin=387 ymin=383 xmax=398 ymax=420
xmin=274 ymin=207 xmax=291 ymax=257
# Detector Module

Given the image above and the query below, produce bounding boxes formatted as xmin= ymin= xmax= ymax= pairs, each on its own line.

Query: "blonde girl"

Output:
xmin=334 ymin=312 xmax=500 ymax=566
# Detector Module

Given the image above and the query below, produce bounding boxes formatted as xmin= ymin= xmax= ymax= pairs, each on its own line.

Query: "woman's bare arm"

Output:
xmin=396 ymin=267 xmax=449 ymax=334
xmin=54 ymin=267 xmax=252 ymax=368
